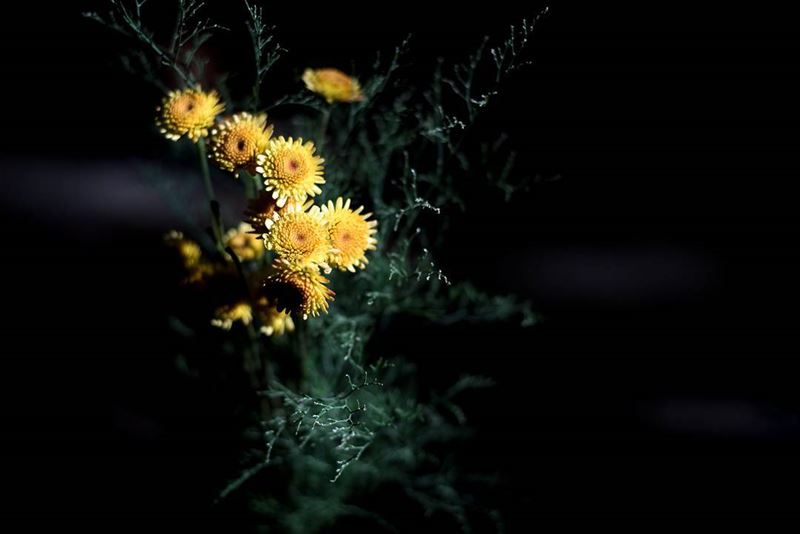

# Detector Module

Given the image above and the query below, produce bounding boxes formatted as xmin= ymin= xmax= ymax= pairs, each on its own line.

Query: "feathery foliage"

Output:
xmin=87 ymin=1 xmax=546 ymax=530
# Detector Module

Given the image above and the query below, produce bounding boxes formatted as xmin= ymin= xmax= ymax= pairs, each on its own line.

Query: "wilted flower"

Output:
xmin=244 ymin=192 xmax=281 ymax=233
xmin=263 ymin=259 xmax=335 ymax=319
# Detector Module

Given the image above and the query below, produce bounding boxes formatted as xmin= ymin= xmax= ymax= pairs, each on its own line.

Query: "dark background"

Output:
xmin=2 ymin=0 xmax=800 ymax=526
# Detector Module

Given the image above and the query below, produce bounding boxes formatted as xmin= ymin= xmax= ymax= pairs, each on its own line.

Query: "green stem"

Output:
xmin=241 ymin=170 xmax=261 ymax=199
xmin=243 ymin=171 xmax=255 ymax=199
xmin=295 ymin=319 xmax=311 ymax=390
xmin=252 ymin=171 xmax=263 ymax=192
xmin=226 ymin=244 xmax=271 ymax=402
xmin=197 ymin=138 xmax=225 ymax=254
xmin=244 ymin=321 xmax=263 ymax=388
xmin=318 ymin=107 xmax=331 ymax=153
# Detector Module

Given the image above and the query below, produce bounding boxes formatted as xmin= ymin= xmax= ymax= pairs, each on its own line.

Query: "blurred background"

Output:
xmin=2 ymin=0 xmax=800 ymax=526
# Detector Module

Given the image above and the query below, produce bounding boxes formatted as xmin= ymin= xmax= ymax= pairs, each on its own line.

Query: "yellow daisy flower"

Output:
xmin=211 ymin=301 xmax=253 ymax=330
xmin=252 ymin=288 xmax=295 ymax=336
xmin=302 ymin=68 xmax=365 ymax=103
xmin=224 ymin=222 xmax=264 ymax=262
xmin=263 ymin=202 xmax=334 ymax=270
xmin=164 ymin=230 xmax=202 ymax=268
xmin=255 ymin=136 xmax=325 ymax=207
xmin=258 ymin=302 xmax=296 ymax=336
xmin=320 ymin=197 xmax=378 ymax=272
xmin=263 ymin=259 xmax=335 ymax=319
xmin=156 ymin=87 xmax=225 ymax=142
xmin=184 ymin=263 xmax=217 ymax=285
xmin=164 ymin=230 xmax=217 ymax=284
xmin=244 ymin=192 xmax=281 ymax=233
xmin=209 ymin=112 xmax=273 ymax=174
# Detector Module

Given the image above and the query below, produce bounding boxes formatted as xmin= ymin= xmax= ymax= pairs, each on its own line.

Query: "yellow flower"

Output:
xmin=209 ymin=112 xmax=273 ymax=174
xmin=244 ymin=192 xmax=281 ymax=233
xmin=156 ymin=87 xmax=225 ymax=142
xmin=263 ymin=259 xmax=335 ymax=319
xmin=184 ymin=263 xmax=217 ymax=284
xmin=321 ymin=197 xmax=378 ymax=272
xmin=259 ymin=304 xmax=295 ymax=336
xmin=164 ymin=230 xmax=217 ymax=283
xmin=211 ymin=301 xmax=253 ymax=330
xmin=224 ymin=222 xmax=264 ymax=262
xmin=253 ymin=286 xmax=295 ymax=335
xmin=164 ymin=230 xmax=202 ymax=268
xmin=302 ymin=68 xmax=365 ymax=103
xmin=263 ymin=202 xmax=334 ymax=270
xmin=255 ymin=136 xmax=325 ymax=207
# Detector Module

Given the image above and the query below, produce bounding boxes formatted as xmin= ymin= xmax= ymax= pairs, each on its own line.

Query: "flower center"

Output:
xmin=177 ymin=97 xmax=197 ymax=113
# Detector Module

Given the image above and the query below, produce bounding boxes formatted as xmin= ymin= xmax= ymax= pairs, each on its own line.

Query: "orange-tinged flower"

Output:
xmin=320 ymin=197 xmax=378 ymax=272
xmin=302 ymin=68 xmax=365 ymax=103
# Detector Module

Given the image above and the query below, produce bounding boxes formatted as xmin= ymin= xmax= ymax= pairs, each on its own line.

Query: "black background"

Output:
xmin=2 ymin=0 xmax=800 ymax=526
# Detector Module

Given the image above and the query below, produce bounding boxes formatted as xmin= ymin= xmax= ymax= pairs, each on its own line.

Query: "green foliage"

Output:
xmin=88 ymin=1 xmax=547 ymax=531
xmin=243 ymin=0 xmax=286 ymax=109
xmin=85 ymin=0 xmax=227 ymax=88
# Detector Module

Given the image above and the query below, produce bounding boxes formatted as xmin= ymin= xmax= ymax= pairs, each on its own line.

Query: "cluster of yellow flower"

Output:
xmin=160 ymin=69 xmax=375 ymax=335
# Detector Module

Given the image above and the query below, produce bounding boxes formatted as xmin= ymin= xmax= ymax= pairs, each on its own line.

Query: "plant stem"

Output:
xmin=241 ymin=170 xmax=261 ymax=199
xmin=318 ymin=107 xmax=331 ymax=152
xmin=243 ymin=171 xmax=255 ymax=199
xmin=295 ymin=319 xmax=311 ymax=390
xmin=197 ymin=138 xmax=225 ymax=254
xmin=244 ymin=321 xmax=263 ymax=387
